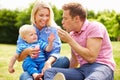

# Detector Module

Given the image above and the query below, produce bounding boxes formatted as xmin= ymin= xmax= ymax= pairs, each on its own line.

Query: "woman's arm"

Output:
xmin=16 ymin=36 xmax=29 ymax=62
xmin=16 ymin=35 xmax=40 ymax=61
xmin=17 ymin=47 xmax=40 ymax=62
xmin=45 ymin=56 xmax=56 ymax=66
xmin=17 ymin=48 xmax=30 ymax=61
xmin=42 ymin=56 xmax=56 ymax=72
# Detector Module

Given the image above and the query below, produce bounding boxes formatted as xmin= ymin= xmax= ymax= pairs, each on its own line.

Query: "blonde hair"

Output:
xmin=31 ymin=0 xmax=59 ymax=28
xmin=19 ymin=24 xmax=35 ymax=39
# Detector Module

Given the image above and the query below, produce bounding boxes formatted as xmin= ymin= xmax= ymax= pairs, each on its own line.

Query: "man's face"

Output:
xmin=35 ymin=8 xmax=50 ymax=29
xmin=62 ymin=10 xmax=75 ymax=32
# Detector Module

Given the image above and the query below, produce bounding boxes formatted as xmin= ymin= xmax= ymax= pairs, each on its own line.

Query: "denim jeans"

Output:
xmin=20 ymin=56 xmax=70 ymax=80
xmin=44 ymin=63 xmax=114 ymax=80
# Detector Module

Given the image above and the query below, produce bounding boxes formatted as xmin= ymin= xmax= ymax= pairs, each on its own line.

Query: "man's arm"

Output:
xmin=58 ymin=29 xmax=102 ymax=63
xmin=69 ymin=37 xmax=102 ymax=63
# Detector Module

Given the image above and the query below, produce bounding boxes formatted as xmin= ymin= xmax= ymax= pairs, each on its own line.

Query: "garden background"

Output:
xmin=0 ymin=1 xmax=120 ymax=80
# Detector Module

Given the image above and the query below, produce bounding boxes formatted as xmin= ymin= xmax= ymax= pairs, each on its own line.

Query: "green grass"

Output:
xmin=0 ymin=42 xmax=120 ymax=80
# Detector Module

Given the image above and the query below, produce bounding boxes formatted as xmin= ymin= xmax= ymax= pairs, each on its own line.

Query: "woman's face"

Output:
xmin=35 ymin=7 xmax=50 ymax=30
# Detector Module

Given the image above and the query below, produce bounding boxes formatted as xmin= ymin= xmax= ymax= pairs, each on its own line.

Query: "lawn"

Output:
xmin=0 ymin=42 xmax=120 ymax=80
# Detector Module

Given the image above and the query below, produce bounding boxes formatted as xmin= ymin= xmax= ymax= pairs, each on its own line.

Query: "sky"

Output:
xmin=0 ymin=0 xmax=120 ymax=13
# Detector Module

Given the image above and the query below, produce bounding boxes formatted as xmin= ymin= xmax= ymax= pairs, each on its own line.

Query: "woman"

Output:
xmin=17 ymin=1 xmax=70 ymax=80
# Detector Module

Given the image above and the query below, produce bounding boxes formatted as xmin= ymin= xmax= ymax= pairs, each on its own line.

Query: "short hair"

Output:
xmin=62 ymin=2 xmax=87 ymax=21
xmin=31 ymin=0 xmax=57 ymax=27
xmin=19 ymin=24 xmax=35 ymax=39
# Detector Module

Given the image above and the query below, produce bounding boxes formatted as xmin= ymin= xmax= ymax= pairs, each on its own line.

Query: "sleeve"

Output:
xmin=47 ymin=28 xmax=61 ymax=59
xmin=87 ymin=22 xmax=104 ymax=39
xmin=38 ymin=27 xmax=61 ymax=59
xmin=16 ymin=35 xmax=28 ymax=54
xmin=38 ymin=40 xmax=48 ymax=51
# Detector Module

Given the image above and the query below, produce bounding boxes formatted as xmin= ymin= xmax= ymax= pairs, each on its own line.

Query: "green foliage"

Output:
xmin=52 ymin=5 xmax=63 ymax=27
xmin=15 ymin=4 xmax=33 ymax=27
xmin=114 ymin=14 xmax=120 ymax=40
xmin=0 ymin=9 xmax=18 ymax=27
xmin=0 ymin=3 xmax=120 ymax=44
xmin=87 ymin=10 xmax=96 ymax=19
xmin=0 ymin=4 xmax=33 ymax=44
xmin=0 ymin=9 xmax=19 ymax=44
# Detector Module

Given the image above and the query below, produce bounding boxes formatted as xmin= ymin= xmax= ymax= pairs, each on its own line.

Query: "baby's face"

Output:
xmin=24 ymin=29 xmax=38 ymax=43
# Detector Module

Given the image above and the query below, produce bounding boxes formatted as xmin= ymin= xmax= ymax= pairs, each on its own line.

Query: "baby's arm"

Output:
xmin=8 ymin=53 xmax=19 ymax=73
xmin=45 ymin=33 xmax=55 ymax=52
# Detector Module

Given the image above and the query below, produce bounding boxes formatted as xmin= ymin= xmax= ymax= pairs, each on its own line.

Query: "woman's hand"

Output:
xmin=41 ymin=56 xmax=56 ymax=75
xmin=18 ymin=46 xmax=40 ymax=61
xmin=30 ymin=45 xmax=40 ymax=58
xmin=41 ymin=61 xmax=52 ymax=74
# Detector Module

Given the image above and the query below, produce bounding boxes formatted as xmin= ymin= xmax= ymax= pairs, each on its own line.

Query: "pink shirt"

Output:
xmin=70 ymin=20 xmax=116 ymax=71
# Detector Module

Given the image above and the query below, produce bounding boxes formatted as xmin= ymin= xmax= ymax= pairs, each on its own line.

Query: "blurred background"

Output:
xmin=0 ymin=0 xmax=120 ymax=44
xmin=0 ymin=0 xmax=120 ymax=80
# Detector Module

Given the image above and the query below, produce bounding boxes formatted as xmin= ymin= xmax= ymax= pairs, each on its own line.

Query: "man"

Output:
xmin=44 ymin=2 xmax=116 ymax=80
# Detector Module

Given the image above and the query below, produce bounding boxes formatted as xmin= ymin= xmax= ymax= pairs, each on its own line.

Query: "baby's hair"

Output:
xmin=19 ymin=24 xmax=35 ymax=38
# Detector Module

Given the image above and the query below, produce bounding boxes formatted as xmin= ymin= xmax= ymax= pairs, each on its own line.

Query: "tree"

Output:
xmin=87 ymin=10 xmax=96 ymax=20
xmin=15 ymin=4 xmax=33 ymax=28
xmin=0 ymin=9 xmax=19 ymax=44
xmin=114 ymin=13 xmax=120 ymax=41
xmin=52 ymin=5 xmax=63 ymax=27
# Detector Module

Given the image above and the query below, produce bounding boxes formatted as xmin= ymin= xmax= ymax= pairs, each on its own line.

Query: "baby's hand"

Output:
xmin=48 ymin=33 xmax=55 ymax=42
xmin=8 ymin=67 xmax=15 ymax=73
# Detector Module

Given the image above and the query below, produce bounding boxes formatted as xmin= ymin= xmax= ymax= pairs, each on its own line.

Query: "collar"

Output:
xmin=70 ymin=19 xmax=89 ymax=35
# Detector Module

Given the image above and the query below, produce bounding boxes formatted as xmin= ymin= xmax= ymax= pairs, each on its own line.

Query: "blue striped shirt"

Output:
xmin=16 ymin=25 xmax=61 ymax=60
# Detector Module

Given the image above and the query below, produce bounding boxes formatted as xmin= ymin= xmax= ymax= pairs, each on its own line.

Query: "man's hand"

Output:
xmin=57 ymin=29 xmax=72 ymax=43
